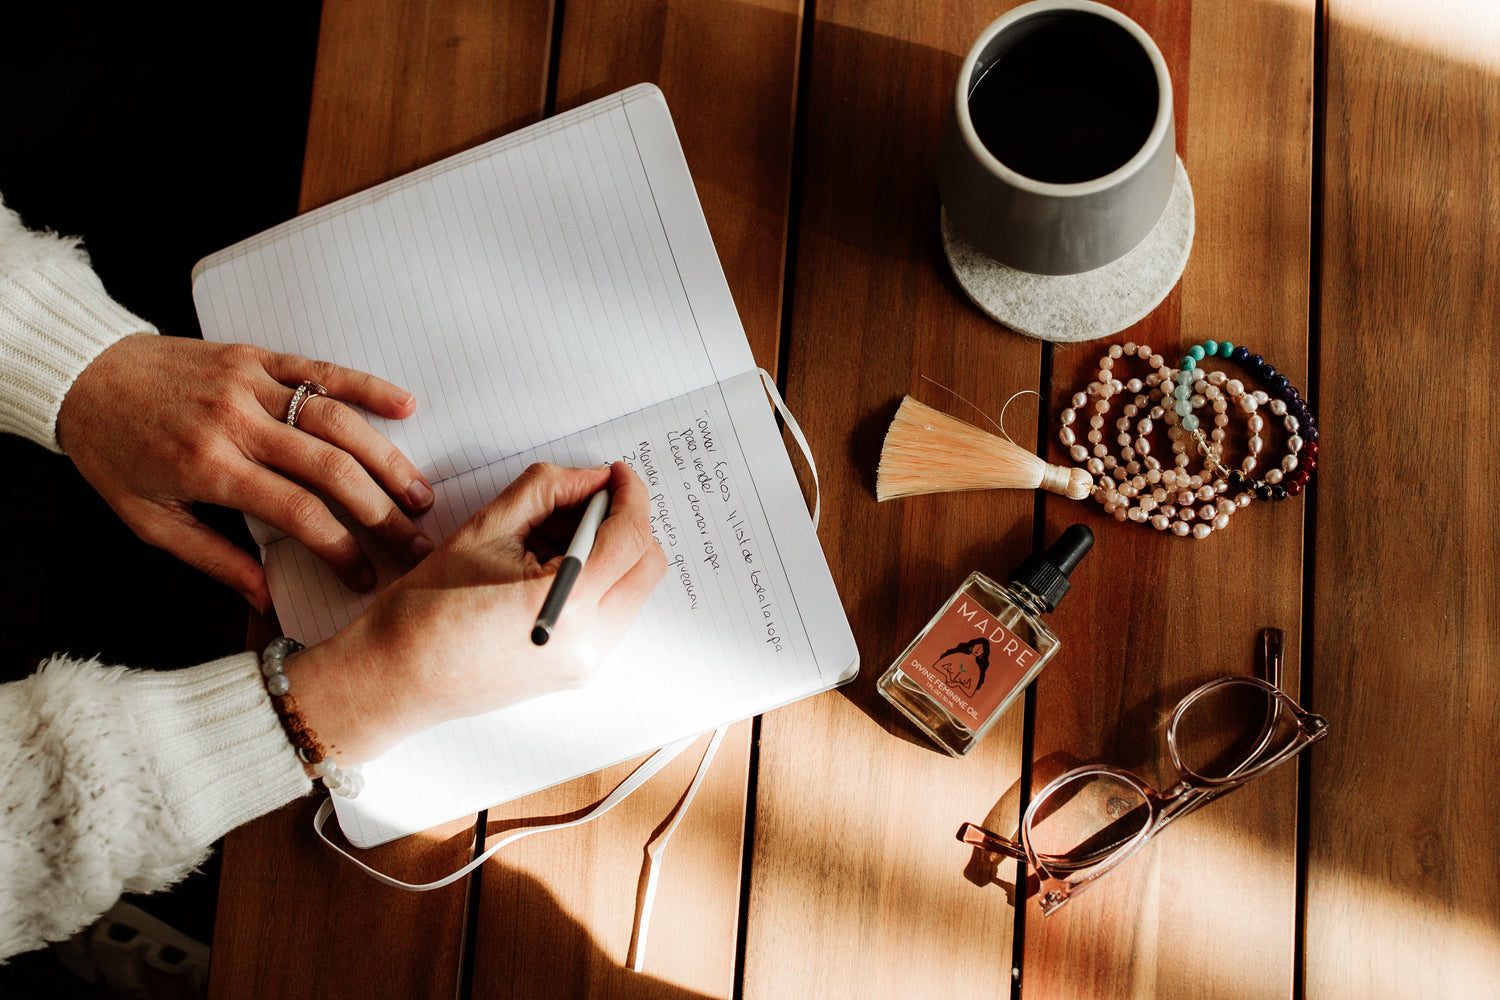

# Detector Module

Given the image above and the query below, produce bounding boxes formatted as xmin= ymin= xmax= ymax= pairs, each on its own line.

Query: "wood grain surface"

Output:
xmin=1026 ymin=3 xmax=1315 ymax=998
xmin=204 ymin=1 xmax=1500 ymax=997
xmin=1307 ymin=2 xmax=1500 ymax=997
xmin=742 ymin=4 xmax=1041 ymax=997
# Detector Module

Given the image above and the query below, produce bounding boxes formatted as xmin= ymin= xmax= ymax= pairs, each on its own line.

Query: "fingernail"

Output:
xmin=407 ymin=480 xmax=434 ymax=509
xmin=355 ymin=566 xmax=376 ymax=592
xmin=410 ymin=533 xmax=434 ymax=559
xmin=397 ymin=391 xmax=416 ymax=409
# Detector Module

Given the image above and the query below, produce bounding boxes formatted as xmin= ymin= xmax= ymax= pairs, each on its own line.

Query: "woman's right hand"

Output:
xmin=283 ymin=461 xmax=666 ymax=764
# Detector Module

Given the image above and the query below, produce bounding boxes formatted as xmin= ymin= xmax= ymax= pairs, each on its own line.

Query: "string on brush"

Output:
xmin=876 ymin=392 xmax=1092 ymax=502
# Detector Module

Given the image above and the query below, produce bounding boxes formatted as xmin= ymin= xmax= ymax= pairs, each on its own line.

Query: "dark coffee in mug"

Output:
xmin=967 ymin=13 xmax=1158 ymax=184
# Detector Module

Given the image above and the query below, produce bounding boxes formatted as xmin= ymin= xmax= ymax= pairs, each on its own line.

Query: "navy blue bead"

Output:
xmin=1230 ymin=345 xmax=1250 ymax=363
xmin=1248 ymin=354 xmax=1266 ymax=372
xmin=1271 ymin=374 xmax=1290 ymax=392
xmin=1261 ymin=364 xmax=1278 ymax=380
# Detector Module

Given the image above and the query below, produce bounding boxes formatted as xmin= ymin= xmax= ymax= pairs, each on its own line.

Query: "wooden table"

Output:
xmin=209 ymin=2 xmax=1499 ymax=997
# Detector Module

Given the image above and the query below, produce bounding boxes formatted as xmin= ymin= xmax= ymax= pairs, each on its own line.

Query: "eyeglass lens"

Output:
xmin=1173 ymin=679 xmax=1301 ymax=781
xmin=1026 ymin=770 xmax=1151 ymax=869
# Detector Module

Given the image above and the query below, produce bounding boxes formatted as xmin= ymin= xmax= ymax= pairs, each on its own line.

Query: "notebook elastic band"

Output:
xmin=758 ymin=368 xmax=821 ymax=530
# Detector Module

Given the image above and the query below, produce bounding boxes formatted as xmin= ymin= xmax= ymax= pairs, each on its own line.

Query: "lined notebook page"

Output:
xmin=264 ymin=371 xmax=854 ymax=847
xmin=193 ymin=86 xmax=754 ymax=544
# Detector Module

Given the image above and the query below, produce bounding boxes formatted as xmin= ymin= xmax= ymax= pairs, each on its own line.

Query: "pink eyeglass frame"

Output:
xmin=959 ymin=628 xmax=1329 ymax=915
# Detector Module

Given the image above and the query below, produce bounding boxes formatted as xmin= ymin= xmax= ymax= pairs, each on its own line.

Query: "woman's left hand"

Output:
xmin=57 ymin=334 xmax=436 ymax=611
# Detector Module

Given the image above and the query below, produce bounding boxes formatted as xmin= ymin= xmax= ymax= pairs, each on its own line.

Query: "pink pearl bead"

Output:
xmin=1086 ymin=457 xmax=1104 ymax=474
xmin=1072 ymin=392 xmax=1088 ymax=408
xmin=1127 ymin=378 xmax=1142 ymax=393
xmin=1110 ymin=344 xmax=1124 ymax=359
xmin=1114 ymin=509 xmax=1128 ymax=522
xmin=1060 ymin=427 xmax=1076 ymax=445
xmin=1171 ymin=521 xmax=1190 ymax=536
xmin=1266 ymin=469 xmax=1284 ymax=484
xmin=1197 ymin=485 xmax=1215 ymax=501
xmin=1128 ymin=507 xmax=1147 ymax=522
xmin=1151 ymin=514 xmax=1170 ymax=530
xmin=1212 ymin=513 xmax=1230 ymax=530
xmin=1285 ymin=415 xmax=1300 ymax=433
xmin=1248 ymin=414 xmax=1264 ymax=433
xmin=1199 ymin=504 xmax=1216 ymax=521
xmin=1071 ymin=445 xmax=1088 ymax=462
xmin=1288 ymin=435 xmax=1304 ymax=453
xmin=1152 ymin=487 xmax=1168 ymax=501
xmin=1192 ymin=523 xmax=1212 ymax=539
xmin=1269 ymin=398 xmax=1286 ymax=415
xmin=1226 ymin=379 xmax=1244 ymax=396
xmin=1061 ymin=408 xmax=1076 ymax=425
xmin=1282 ymin=455 xmax=1299 ymax=472
xmin=1236 ymin=493 xmax=1252 ymax=508
xmin=1248 ymin=435 xmax=1264 ymax=455
xmin=1124 ymin=341 xmax=1137 ymax=355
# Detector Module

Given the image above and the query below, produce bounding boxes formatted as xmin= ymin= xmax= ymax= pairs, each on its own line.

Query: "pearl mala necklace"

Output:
xmin=1059 ymin=340 xmax=1318 ymax=539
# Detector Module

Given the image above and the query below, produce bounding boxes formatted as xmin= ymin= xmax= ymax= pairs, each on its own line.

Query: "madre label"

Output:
xmin=903 ymin=589 xmax=1039 ymax=727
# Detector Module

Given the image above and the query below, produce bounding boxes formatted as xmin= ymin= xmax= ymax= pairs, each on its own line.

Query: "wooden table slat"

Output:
xmin=1307 ymin=2 xmax=1500 ymax=997
xmin=1023 ymin=3 xmax=1316 ymax=998
xmin=743 ymin=4 xmax=1046 ymax=996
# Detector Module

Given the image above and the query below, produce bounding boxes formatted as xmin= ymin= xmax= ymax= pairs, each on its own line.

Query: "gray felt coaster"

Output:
xmin=942 ymin=156 xmax=1194 ymax=343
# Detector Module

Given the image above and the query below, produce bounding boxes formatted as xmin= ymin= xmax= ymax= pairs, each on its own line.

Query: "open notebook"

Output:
xmin=191 ymin=84 xmax=858 ymax=848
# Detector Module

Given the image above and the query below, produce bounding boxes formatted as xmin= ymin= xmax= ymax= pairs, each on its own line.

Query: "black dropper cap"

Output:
xmin=1009 ymin=524 xmax=1094 ymax=612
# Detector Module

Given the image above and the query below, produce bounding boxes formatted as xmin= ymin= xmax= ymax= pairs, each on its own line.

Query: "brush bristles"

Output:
xmin=876 ymin=396 xmax=1092 ymax=501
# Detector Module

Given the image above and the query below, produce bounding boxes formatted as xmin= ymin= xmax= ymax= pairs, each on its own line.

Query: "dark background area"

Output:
xmin=0 ymin=1 xmax=323 ymax=987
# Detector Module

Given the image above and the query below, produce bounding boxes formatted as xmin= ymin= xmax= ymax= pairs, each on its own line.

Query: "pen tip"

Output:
xmin=531 ymin=624 xmax=551 ymax=646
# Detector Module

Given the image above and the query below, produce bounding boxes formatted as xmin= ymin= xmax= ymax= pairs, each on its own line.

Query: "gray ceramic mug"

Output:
xmin=938 ymin=0 xmax=1175 ymax=276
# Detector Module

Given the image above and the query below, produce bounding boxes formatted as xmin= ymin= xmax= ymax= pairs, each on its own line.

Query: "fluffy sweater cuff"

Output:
xmin=0 ymin=201 xmax=157 ymax=453
xmin=0 ymin=652 xmax=310 ymax=957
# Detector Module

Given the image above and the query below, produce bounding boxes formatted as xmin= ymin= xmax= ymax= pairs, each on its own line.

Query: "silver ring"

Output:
xmin=284 ymin=380 xmax=328 ymax=428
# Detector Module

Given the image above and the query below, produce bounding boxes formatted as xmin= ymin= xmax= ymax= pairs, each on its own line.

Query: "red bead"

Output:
xmin=1304 ymin=439 xmax=1319 ymax=458
xmin=1303 ymin=455 xmax=1318 ymax=472
xmin=1287 ymin=480 xmax=1304 ymax=496
xmin=1292 ymin=470 xmax=1310 ymax=486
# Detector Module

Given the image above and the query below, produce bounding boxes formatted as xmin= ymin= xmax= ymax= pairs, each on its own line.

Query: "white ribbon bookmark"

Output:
xmin=313 ymin=726 xmax=727 ymax=972
xmin=758 ymin=368 xmax=821 ymax=530
xmin=627 ymin=725 xmax=727 ymax=972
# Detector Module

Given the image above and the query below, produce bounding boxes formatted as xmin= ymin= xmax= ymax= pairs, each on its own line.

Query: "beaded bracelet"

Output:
xmin=1175 ymin=339 xmax=1319 ymax=499
xmin=261 ymin=637 xmax=364 ymax=798
xmin=1062 ymin=343 xmax=1243 ymax=537
xmin=1060 ymin=340 xmax=1318 ymax=539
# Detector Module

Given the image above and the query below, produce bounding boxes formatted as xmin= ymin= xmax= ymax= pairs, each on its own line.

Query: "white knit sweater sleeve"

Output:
xmin=0 ymin=653 xmax=312 ymax=959
xmin=0 ymin=196 xmax=157 ymax=453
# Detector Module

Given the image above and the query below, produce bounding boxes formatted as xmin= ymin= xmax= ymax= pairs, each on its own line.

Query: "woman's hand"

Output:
xmin=56 ymin=334 xmax=435 ymax=611
xmin=285 ymin=461 xmax=666 ymax=764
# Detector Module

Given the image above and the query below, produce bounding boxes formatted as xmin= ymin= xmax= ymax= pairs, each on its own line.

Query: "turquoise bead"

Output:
xmin=1203 ymin=340 xmax=1219 ymax=356
xmin=1174 ymin=384 xmax=1191 ymax=400
xmin=1182 ymin=414 xmax=1200 ymax=432
xmin=1220 ymin=340 xmax=1234 ymax=356
xmin=1180 ymin=356 xmax=1197 ymax=371
xmin=1189 ymin=345 xmax=1206 ymax=361
xmin=1175 ymin=399 xmax=1192 ymax=416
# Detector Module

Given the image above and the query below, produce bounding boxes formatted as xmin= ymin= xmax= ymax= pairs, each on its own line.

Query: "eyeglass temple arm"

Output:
xmin=957 ymin=822 xmax=1028 ymax=861
xmin=1262 ymin=627 xmax=1284 ymax=691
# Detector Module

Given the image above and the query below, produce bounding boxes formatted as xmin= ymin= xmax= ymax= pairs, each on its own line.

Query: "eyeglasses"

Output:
xmin=958 ymin=628 xmax=1328 ymax=915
